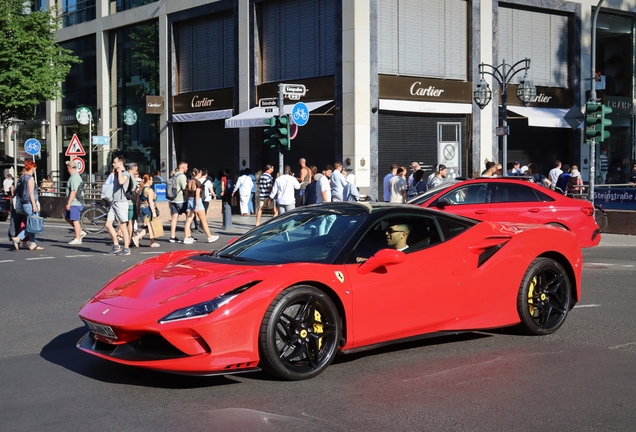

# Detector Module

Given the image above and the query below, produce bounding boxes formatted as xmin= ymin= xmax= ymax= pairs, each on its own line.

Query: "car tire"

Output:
xmin=259 ymin=285 xmax=341 ymax=380
xmin=517 ymin=257 xmax=571 ymax=335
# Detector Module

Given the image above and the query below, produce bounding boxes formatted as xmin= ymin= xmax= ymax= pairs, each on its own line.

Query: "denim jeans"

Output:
xmin=19 ymin=203 xmax=36 ymax=243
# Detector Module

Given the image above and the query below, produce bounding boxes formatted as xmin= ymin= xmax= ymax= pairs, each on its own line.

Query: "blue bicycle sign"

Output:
xmin=291 ymin=102 xmax=309 ymax=127
xmin=24 ymin=138 xmax=41 ymax=156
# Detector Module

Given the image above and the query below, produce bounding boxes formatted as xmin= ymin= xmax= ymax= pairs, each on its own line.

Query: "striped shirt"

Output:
xmin=258 ymin=172 xmax=274 ymax=199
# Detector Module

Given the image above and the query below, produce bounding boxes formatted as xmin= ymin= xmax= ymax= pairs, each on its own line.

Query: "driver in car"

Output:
xmin=357 ymin=222 xmax=411 ymax=262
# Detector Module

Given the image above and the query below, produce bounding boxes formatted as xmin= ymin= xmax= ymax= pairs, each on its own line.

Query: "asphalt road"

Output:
xmin=0 ymin=219 xmax=635 ymax=431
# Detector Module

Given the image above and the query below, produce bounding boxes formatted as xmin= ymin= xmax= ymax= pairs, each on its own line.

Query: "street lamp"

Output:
xmin=474 ymin=58 xmax=536 ymax=176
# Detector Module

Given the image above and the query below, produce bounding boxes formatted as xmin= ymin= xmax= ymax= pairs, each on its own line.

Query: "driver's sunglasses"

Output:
xmin=386 ymin=228 xmax=405 ymax=235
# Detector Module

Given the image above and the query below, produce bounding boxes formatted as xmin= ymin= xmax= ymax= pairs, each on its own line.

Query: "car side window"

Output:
xmin=438 ymin=184 xmax=488 ymax=205
xmin=490 ymin=183 xmax=540 ymax=203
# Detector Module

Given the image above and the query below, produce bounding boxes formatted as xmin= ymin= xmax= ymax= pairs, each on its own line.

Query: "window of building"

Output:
xmin=60 ymin=36 xmax=97 ymax=111
xmin=377 ymin=0 xmax=468 ymax=80
xmin=498 ymin=7 xmax=569 ymax=88
xmin=258 ymin=0 xmax=336 ymax=83
xmin=109 ymin=0 xmax=157 ymax=14
xmin=59 ymin=0 xmax=96 ymax=27
xmin=109 ymin=21 xmax=160 ymax=175
xmin=175 ymin=11 xmax=235 ymax=93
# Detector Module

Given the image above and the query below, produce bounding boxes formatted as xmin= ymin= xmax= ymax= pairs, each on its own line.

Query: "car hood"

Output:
xmin=90 ymin=250 xmax=272 ymax=311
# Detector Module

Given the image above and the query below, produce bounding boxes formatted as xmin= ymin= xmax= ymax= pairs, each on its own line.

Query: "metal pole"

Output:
xmin=501 ymin=61 xmax=508 ymax=177
xmin=278 ymin=83 xmax=285 ymax=175
xmin=588 ymin=0 xmax=605 ymax=203
xmin=89 ymin=112 xmax=93 ymax=183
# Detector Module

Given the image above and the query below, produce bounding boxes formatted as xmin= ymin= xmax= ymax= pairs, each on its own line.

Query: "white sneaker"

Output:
xmin=80 ymin=231 xmax=87 ymax=239
xmin=183 ymin=237 xmax=195 ymax=244
xmin=68 ymin=238 xmax=82 ymax=245
xmin=207 ymin=236 xmax=219 ymax=243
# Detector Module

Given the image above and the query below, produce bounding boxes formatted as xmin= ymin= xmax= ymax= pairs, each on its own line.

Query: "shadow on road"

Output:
xmin=40 ymin=326 xmax=239 ymax=389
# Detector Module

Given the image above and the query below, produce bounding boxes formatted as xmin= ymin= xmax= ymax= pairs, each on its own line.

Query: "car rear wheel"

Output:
xmin=517 ymin=258 xmax=571 ymax=335
xmin=259 ymin=285 xmax=341 ymax=380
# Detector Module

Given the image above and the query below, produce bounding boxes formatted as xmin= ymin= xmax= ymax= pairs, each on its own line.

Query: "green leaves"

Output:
xmin=0 ymin=0 xmax=80 ymax=124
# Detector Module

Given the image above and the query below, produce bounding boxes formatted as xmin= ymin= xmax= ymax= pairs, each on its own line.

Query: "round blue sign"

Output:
xmin=24 ymin=138 xmax=41 ymax=156
xmin=291 ymin=102 xmax=309 ymax=127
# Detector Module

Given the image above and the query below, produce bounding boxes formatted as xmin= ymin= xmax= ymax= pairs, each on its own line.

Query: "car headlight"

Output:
xmin=158 ymin=282 xmax=259 ymax=324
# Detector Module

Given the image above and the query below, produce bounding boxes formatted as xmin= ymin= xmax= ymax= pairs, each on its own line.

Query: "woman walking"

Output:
xmin=132 ymin=174 xmax=160 ymax=248
xmin=12 ymin=160 xmax=43 ymax=251
xmin=183 ymin=168 xmax=219 ymax=244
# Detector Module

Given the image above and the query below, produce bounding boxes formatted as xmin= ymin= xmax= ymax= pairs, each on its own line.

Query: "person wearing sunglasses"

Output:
xmin=385 ymin=223 xmax=411 ymax=251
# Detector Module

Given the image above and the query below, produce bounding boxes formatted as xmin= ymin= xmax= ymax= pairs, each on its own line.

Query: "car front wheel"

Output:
xmin=517 ymin=257 xmax=571 ymax=335
xmin=259 ymin=285 xmax=341 ymax=380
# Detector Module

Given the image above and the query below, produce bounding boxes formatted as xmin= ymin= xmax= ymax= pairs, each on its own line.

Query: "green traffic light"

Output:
xmin=585 ymin=102 xmax=611 ymax=142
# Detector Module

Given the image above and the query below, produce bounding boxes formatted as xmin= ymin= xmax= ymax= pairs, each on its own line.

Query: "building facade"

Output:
xmin=5 ymin=0 xmax=635 ymax=193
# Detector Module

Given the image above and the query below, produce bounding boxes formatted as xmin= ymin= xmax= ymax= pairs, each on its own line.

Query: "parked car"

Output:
xmin=0 ymin=193 xmax=10 ymax=221
xmin=78 ymin=202 xmax=582 ymax=380
xmin=408 ymin=177 xmax=600 ymax=248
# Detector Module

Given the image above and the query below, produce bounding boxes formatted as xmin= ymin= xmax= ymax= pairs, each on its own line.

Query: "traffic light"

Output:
xmin=586 ymin=101 xmax=612 ymax=142
xmin=276 ymin=115 xmax=290 ymax=150
xmin=263 ymin=115 xmax=291 ymax=149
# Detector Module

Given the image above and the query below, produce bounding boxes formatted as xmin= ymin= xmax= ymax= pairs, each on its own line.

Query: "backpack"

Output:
xmin=165 ymin=172 xmax=184 ymax=201
xmin=224 ymin=177 xmax=234 ymax=197
xmin=15 ymin=175 xmax=32 ymax=203
xmin=124 ymin=175 xmax=136 ymax=200
xmin=407 ymin=181 xmax=421 ymax=199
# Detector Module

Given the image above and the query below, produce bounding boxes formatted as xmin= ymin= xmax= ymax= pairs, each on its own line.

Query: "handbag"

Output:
xmin=148 ymin=218 xmax=164 ymax=239
xmin=27 ymin=213 xmax=44 ymax=234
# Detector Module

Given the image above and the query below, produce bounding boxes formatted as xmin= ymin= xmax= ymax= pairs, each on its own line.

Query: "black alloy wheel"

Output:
xmin=259 ymin=285 xmax=341 ymax=380
xmin=517 ymin=257 xmax=571 ymax=335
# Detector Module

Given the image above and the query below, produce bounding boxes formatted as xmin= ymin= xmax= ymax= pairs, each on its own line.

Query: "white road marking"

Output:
xmin=0 ymin=260 xmax=15 ymax=263
xmin=65 ymin=254 xmax=95 ymax=258
xmin=574 ymin=304 xmax=602 ymax=308
xmin=609 ymin=342 xmax=636 ymax=350
xmin=25 ymin=256 xmax=55 ymax=261
xmin=586 ymin=262 xmax=616 ymax=266
xmin=139 ymin=251 xmax=163 ymax=255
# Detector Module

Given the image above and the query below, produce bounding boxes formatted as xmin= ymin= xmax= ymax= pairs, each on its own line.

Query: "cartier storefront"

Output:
xmin=376 ymin=75 xmax=473 ymax=198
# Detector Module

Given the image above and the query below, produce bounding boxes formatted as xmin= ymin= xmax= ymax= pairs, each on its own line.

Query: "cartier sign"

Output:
xmin=379 ymin=75 xmax=472 ymax=103
xmin=506 ymin=85 xmax=572 ymax=108
xmin=173 ymin=88 xmax=233 ymax=114
xmin=146 ymin=96 xmax=164 ymax=114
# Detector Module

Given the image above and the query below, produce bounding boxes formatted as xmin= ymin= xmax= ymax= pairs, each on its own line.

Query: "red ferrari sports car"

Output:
xmin=408 ymin=178 xmax=601 ymax=248
xmin=78 ymin=202 xmax=582 ymax=380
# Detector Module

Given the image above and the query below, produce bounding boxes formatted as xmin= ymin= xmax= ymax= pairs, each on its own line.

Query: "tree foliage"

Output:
xmin=0 ymin=0 xmax=80 ymax=125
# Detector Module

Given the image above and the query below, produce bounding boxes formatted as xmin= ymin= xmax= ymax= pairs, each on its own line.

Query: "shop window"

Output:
xmin=59 ymin=0 xmax=96 ymax=27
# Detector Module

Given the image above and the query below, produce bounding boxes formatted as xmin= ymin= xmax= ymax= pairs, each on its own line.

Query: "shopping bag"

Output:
xmin=27 ymin=214 xmax=44 ymax=234
xmin=148 ymin=218 xmax=164 ymax=238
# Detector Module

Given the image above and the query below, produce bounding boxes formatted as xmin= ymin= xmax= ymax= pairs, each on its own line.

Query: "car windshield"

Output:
xmin=216 ymin=208 xmax=366 ymax=264
xmin=407 ymin=180 xmax=460 ymax=204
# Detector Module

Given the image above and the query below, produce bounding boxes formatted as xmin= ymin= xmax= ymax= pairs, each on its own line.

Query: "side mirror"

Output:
xmin=357 ymin=249 xmax=405 ymax=275
xmin=436 ymin=197 xmax=452 ymax=208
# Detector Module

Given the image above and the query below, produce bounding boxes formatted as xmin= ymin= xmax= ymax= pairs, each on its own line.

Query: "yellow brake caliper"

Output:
xmin=528 ymin=276 xmax=538 ymax=317
xmin=313 ymin=310 xmax=324 ymax=350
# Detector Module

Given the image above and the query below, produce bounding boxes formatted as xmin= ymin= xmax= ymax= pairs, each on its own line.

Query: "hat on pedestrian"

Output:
xmin=520 ymin=165 xmax=528 ymax=174
xmin=571 ymin=169 xmax=581 ymax=178
xmin=65 ymin=161 xmax=77 ymax=169
xmin=346 ymin=174 xmax=356 ymax=184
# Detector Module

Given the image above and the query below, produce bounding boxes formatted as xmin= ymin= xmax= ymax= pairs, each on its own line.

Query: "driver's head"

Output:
xmin=385 ymin=223 xmax=411 ymax=249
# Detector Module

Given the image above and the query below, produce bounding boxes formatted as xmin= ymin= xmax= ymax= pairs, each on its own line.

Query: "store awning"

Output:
xmin=225 ymin=100 xmax=333 ymax=128
xmin=379 ymin=99 xmax=473 ymax=114
xmin=506 ymin=106 xmax=576 ymax=129
xmin=172 ymin=109 xmax=234 ymax=123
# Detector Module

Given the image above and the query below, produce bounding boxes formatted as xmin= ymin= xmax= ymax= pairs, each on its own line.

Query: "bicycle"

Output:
xmin=80 ymin=201 xmax=117 ymax=235
xmin=593 ymin=204 xmax=608 ymax=234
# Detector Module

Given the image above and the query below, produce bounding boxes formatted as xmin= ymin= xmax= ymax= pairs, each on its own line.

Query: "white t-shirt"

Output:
xmin=389 ymin=176 xmax=407 ymax=203
xmin=548 ymin=168 xmax=562 ymax=189
xmin=201 ymin=177 xmax=213 ymax=202
xmin=3 ymin=178 xmax=13 ymax=193
xmin=270 ymin=174 xmax=300 ymax=205
xmin=316 ymin=176 xmax=332 ymax=203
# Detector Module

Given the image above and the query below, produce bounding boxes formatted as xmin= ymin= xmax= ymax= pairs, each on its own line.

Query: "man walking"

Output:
xmin=268 ymin=165 xmax=300 ymax=214
xmin=105 ymin=156 xmax=132 ymax=255
xmin=330 ymin=162 xmax=348 ymax=201
xmin=548 ymin=160 xmax=563 ymax=190
xmin=169 ymin=161 xmax=188 ymax=243
xmin=256 ymin=165 xmax=278 ymax=226
xmin=316 ymin=165 xmax=333 ymax=203
xmin=389 ymin=166 xmax=407 ymax=203
xmin=428 ymin=164 xmax=448 ymax=189
xmin=65 ymin=161 xmax=86 ymax=245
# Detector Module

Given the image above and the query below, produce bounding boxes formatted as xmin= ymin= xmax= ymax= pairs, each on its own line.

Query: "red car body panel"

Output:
xmin=78 ymin=214 xmax=582 ymax=376
xmin=412 ymin=179 xmax=600 ymax=248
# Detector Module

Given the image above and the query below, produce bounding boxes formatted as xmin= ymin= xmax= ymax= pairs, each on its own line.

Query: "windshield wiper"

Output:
xmin=218 ymin=254 xmax=259 ymax=262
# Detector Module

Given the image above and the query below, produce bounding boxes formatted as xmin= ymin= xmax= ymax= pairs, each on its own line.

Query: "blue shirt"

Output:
xmin=330 ymin=170 xmax=348 ymax=201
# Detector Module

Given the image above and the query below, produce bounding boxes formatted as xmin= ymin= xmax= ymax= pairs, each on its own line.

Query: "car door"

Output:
xmin=342 ymin=213 xmax=467 ymax=346
xmin=429 ymin=183 xmax=491 ymax=221
xmin=488 ymin=182 xmax=550 ymax=224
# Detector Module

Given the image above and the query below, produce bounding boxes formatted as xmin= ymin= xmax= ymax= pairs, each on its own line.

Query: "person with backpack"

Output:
xmin=11 ymin=160 xmax=43 ymax=251
xmin=105 ymin=156 xmax=132 ymax=255
xmin=407 ymin=169 xmax=427 ymax=200
xmin=167 ymin=161 xmax=188 ymax=242
xmin=64 ymin=160 xmax=86 ymax=245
